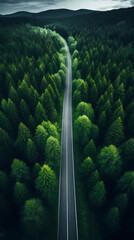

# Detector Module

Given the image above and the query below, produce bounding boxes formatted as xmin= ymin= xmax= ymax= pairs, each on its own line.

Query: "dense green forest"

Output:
xmin=0 ymin=25 xmax=67 ymax=240
xmin=0 ymin=6 xmax=134 ymax=240
xmin=65 ymin=15 xmax=134 ymax=240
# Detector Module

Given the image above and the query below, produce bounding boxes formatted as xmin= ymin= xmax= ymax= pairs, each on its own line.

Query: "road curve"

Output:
xmin=57 ymin=38 xmax=79 ymax=240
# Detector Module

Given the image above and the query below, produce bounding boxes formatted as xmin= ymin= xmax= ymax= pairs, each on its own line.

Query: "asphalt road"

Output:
xmin=57 ymin=38 xmax=79 ymax=240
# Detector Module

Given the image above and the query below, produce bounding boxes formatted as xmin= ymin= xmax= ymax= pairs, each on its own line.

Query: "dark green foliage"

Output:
xmin=76 ymin=101 xmax=94 ymax=122
xmin=121 ymin=138 xmax=134 ymax=169
xmin=0 ymin=170 xmax=9 ymax=193
xmin=115 ymin=193 xmax=128 ymax=214
xmin=91 ymin=124 xmax=99 ymax=140
xmin=118 ymin=171 xmax=134 ymax=197
xmin=34 ymin=125 xmax=48 ymax=158
xmin=106 ymin=207 xmax=119 ymax=232
xmin=0 ymin=10 xmax=134 ymax=240
xmin=0 ymin=127 xmax=12 ymax=151
xmin=6 ymin=98 xmax=20 ymax=128
xmin=41 ymin=120 xmax=59 ymax=140
xmin=11 ymin=158 xmax=31 ymax=183
xmin=14 ymin=182 xmax=30 ymax=205
xmin=81 ymin=157 xmax=95 ymax=180
xmin=16 ymin=123 xmax=32 ymax=153
xmin=0 ymin=111 xmax=13 ymax=136
xmin=75 ymin=115 xmax=92 ymax=146
xmin=83 ymin=139 xmax=97 ymax=160
xmin=89 ymin=181 xmax=106 ymax=208
xmin=105 ymin=117 xmax=125 ymax=146
xmin=19 ymin=99 xmax=30 ymax=123
xmin=43 ymin=89 xmax=58 ymax=122
xmin=0 ymin=26 xmax=64 ymax=239
xmin=9 ymin=86 xmax=20 ymax=105
xmin=70 ymin=16 xmax=134 ymax=238
xmin=34 ymin=102 xmax=47 ymax=124
xmin=35 ymin=164 xmax=57 ymax=202
xmin=32 ymin=162 xmax=41 ymax=179
xmin=46 ymin=136 xmax=60 ymax=172
xmin=87 ymin=170 xmax=100 ymax=189
xmin=25 ymin=138 xmax=39 ymax=164
xmin=21 ymin=198 xmax=46 ymax=238
xmin=97 ymin=145 xmax=122 ymax=180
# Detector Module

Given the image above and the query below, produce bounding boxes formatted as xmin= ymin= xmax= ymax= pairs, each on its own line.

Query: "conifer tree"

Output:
xmin=81 ymin=157 xmax=95 ymax=180
xmin=0 ymin=110 xmax=13 ymax=137
xmin=83 ymin=139 xmax=97 ymax=159
xmin=34 ymin=102 xmax=47 ymax=124
xmin=35 ymin=164 xmax=57 ymax=202
xmin=0 ymin=127 xmax=12 ymax=151
xmin=97 ymin=145 xmax=122 ymax=180
xmin=14 ymin=182 xmax=30 ymax=205
xmin=7 ymin=98 xmax=20 ymax=128
xmin=105 ymin=117 xmax=125 ymax=146
xmin=19 ymin=99 xmax=30 ymax=123
xmin=26 ymin=138 xmax=39 ymax=164
xmin=22 ymin=198 xmax=46 ymax=238
xmin=11 ymin=158 xmax=31 ymax=183
xmin=34 ymin=125 xmax=48 ymax=158
xmin=16 ymin=123 xmax=32 ymax=153
xmin=89 ymin=181 xmax=106 ymax=208
xmin=9 ymin=86 xmax=20 ymax=106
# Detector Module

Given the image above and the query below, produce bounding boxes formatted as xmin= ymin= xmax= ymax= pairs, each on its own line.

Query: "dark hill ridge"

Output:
xmin=1 ymin=9 xmax=97 ymax=19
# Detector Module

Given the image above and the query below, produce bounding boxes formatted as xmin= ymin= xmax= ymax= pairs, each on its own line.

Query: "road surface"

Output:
xmin=57 ymin=38 xmax=79 ymax=240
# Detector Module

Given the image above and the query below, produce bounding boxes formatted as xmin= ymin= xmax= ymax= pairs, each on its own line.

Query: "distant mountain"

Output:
xmin=2 ymin=9 xmax=97 ymax=19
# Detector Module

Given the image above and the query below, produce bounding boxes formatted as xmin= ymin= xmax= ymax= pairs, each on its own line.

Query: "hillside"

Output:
xmin=1 ymin=9 xmax=96 ymax=19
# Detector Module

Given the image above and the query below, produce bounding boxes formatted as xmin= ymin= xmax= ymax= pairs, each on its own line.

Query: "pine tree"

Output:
xmin=0 ymin=127 xmax=12 ymax=152
xmin=45 ymin=136 xmax=60 ymax=172
xmin=34 ymin=102 xmax=47 ymax=125
xmin=9 ymin=86 xmax=20 ymax=106
xmin=27 ymin=114 xmax=36 ymax=133
xmin=83 ymin=139 xmax=97 ymax=160
xmin=22 ymin=198 xmax=46 ymax=238
xmin=75 ymin=115 xmax=92 ymax=146
xmin=81 ymin=157 xmax=95 ymax=180
xmin=11 ymin=158 xmax=31 ymax=183
xmin=76 ymin=102 xmax=94 ymax=122
xmin=89 ymin=181 xmax=106 ymax=208
xmin=16 ymin=123 xmax=32 ymax=153
xmin=14 ymin=182 xmax=30 ymax=205
xmin=97 ymin=110 xmax=107 ymax=130
xmin=87 ymin=170 xmax=100 ymax=190
xmin=34 ymin=125 xmax=48 ymax=159
xmin=35 ymin=164 xmax=57 ymax=202
xmin=19 ymin=99 xmax=30 ymax=123
xmin=118 ymin=171 xmax=134 ymax=197
xmin=6 ymin=98 xmax=20 ymax=128
xmin=97 ymin=145 xmax=122 ymax=180
xmin=25 ymin=138 xmax=39 ymax=164
xmin=43 ymin=89 xmax=58 ymax=122
xmin=105 ymin=117 xmax=125 ymax=146
xmin=41 ymin=120 xmax=59 ymax=140
xmin=0 ymin=110 xmax=13 ymax=137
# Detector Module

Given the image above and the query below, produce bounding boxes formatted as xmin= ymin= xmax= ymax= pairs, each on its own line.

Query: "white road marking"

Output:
xmin=58 ymin=36 xmax=79 ymax=240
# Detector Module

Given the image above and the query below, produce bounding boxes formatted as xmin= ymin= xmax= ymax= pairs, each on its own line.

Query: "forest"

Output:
xmin=66 ymin=12 xmax=134 ymax=240
xmin=0 ymin=6 xmax=134 ymax=240
xmin=0 ymin=25 xmax=67 ymax=240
